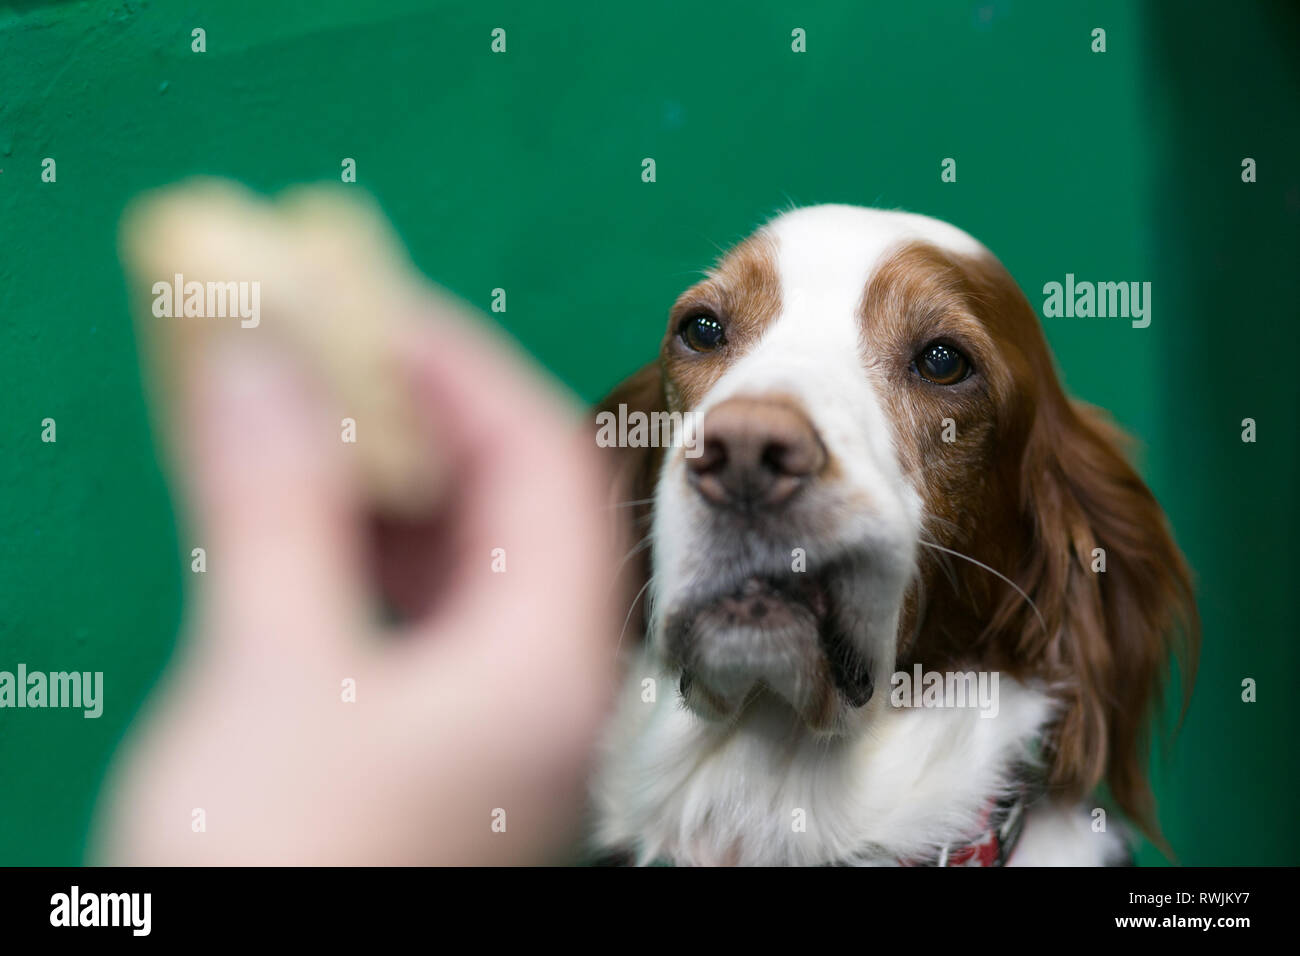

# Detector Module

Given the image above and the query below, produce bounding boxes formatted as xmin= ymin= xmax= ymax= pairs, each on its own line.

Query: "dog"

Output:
xmin=589 ymin=204 xmax=1198 ymax=866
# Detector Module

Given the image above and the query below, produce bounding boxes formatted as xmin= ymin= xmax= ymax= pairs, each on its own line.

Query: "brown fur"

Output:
xmin=661 ymin=233 xmax=782 ymax=410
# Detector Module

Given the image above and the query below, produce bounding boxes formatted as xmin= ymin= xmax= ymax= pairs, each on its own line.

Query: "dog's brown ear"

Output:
xmin=997 ymin=396 xmax=1199 ymax=847
xmin=593 ymin=362 xmax=667 ymax=641
xmin=595 ymin=361 xmax=667 ymax=508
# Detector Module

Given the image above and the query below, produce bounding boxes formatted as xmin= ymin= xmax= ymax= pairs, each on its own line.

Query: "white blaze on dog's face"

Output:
xmin=646 ymin=205 xmax=1011 ymax=731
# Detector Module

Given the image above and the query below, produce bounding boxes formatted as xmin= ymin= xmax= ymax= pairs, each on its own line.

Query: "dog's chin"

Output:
xmin=664 ymin=569 xmax=879 ymax=735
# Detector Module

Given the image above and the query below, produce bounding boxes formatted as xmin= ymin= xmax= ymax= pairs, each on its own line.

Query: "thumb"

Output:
xmin=177 ymin=340 xmax=363 ymax=659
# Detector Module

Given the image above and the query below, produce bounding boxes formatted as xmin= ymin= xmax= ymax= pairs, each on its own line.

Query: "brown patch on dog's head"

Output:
xmin=661 ymin=232 xmax=782 ymax=411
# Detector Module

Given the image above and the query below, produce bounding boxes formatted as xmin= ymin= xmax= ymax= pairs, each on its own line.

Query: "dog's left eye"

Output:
xmin=914 ymin=342 xmax=971 ymax=385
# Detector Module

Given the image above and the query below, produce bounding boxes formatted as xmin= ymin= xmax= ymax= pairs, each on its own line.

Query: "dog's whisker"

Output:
xmin=916 ymin=539 xmax=1048 ymax=640
xmin=613 ymin=533 xmax=652 ymax=575
xmin=616 ymin=575 xmax=655 ymax=654
xmin=606 ymin=497 xmax=656 ymax=510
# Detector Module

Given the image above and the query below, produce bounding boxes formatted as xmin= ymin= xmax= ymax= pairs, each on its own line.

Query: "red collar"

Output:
xmin=898 ymin=790 xmax=1030 ymax=867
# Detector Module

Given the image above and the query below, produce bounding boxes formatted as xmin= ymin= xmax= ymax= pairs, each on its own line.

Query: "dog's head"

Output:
xmin=599 ymin=205 xmax=1197 ymax=836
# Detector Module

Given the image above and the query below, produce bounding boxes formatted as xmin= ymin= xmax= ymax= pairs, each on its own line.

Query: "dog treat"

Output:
xmin=120 ymin=179 xmax=443 ymax=517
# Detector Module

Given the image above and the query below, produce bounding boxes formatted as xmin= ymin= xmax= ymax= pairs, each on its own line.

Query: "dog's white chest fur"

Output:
xmin=591 ymin=659 xmax=1125 ymax=866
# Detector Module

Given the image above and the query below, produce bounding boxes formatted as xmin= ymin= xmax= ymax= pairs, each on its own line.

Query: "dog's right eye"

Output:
xmin=680 ymin=313 xmax=726 ymax=352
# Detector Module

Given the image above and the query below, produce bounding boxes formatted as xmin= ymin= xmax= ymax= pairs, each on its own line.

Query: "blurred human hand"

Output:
xmin=94 ymin=310 xmax=620 ymax=864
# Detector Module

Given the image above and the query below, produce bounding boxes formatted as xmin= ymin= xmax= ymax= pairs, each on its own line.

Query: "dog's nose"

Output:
xmin=688 ymin=396 xmax=826 ymax=509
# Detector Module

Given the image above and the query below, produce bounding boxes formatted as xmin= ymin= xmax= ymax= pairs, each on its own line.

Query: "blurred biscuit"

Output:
xmin=121 ymin=180 xmax=442 ymax=517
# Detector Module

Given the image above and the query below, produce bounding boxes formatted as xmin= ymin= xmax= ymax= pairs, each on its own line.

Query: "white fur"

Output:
xmin=592 ymin=206 xmax=1125 ymax=866
xmin=594 ymin=660 xmax=1066 ymax=865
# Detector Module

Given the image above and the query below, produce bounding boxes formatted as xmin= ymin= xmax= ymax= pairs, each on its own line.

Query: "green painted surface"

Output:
xmin=0 ymin=0 xmax=1295 ymax=865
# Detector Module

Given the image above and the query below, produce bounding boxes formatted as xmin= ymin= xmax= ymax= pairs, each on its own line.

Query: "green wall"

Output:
xmin=1 ymin=0 xmax=1296 ymax=865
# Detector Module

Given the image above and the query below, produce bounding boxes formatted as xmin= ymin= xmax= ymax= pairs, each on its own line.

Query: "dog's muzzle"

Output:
xmin=666 ymin=395 xmax=879 ymax=730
